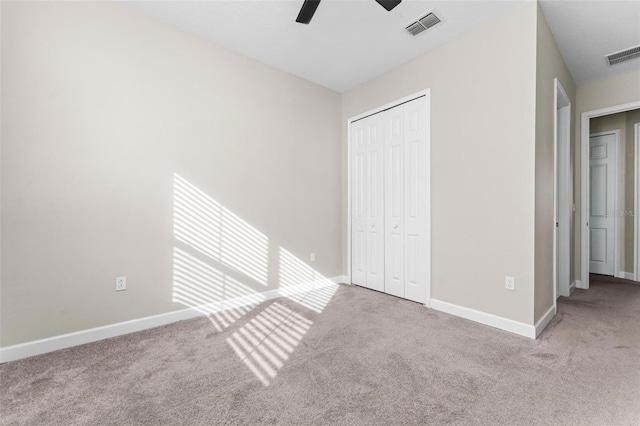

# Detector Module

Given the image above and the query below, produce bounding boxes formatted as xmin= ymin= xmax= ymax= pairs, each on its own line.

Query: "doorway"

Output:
xmin=580 ymin=101 xmax=640 ymax=289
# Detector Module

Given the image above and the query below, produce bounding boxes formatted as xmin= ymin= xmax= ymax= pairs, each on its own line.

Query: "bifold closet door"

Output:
xmin=383 ymin=105 xmax=405 ymax=297
xmin=351 ymin=112 xmax=385 ymax=292
xmin=399 ymin=97 xmax=428 ymax=303
xmin=351 ymin=95 xmax=427 ymax=302
xmin=384 ymin=96 xmax=428 ymax=303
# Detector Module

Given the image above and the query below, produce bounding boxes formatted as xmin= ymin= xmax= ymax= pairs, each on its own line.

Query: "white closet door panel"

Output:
xmin=351 ymin=122 xmax=367 ymax=285
xmin=354 ymin=153 xmax=365 ymax=219
xmin=406 ymin=141 xmax=419 ymax=218
xmin=406 ymin=235 xmax=419 ymax=286
xmin=368 ymin=150 xmax=380 ymax=219
xmin=385 ymin=106 xmax=404 ymax=297
xmin=390 ymin=147 xmax=402 ymax=218
xmin=403 ymin=97 xmax=428 ymax=303
xmin=366 ymin=114 xmax=385 ymax=291
xmin=389 ymin=233 xmax=403 ymax=275
xmin=354 ymin=230 xmax=366 ymax=279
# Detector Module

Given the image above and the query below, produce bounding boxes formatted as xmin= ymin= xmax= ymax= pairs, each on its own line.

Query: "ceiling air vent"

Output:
xmin=606 ymin=45 xmax=640 ymax=66
xmin=406 ymin=21 xmax=426 ymax=36
xmin=405 ymin=10 xmax=443 ymax=37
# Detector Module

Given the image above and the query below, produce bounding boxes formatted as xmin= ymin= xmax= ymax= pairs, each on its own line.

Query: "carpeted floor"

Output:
xmin=1 ymin=274 xmax=639 ymax=425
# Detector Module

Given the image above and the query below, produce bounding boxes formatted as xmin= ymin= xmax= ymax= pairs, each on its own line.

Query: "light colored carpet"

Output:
xmin=1 ymin=275 xmax=639 ymax=425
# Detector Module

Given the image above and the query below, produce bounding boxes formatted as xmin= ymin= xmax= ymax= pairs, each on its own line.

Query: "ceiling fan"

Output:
xmin=296 ymin=0 xmax=402 ymax=24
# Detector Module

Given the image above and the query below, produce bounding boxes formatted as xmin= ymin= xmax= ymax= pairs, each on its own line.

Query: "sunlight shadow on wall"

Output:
xmin=226 ymin=302 xmax=312 ymax=386
xmin=172 ymin=173 xmax=339 ymax=385
xmin=174 ymin=173 xmax=268 ymax=285
xmin=279 ymin=247 xmax=339 ymax=313
xmin=173 ymin=247 xmax=264 ymax=331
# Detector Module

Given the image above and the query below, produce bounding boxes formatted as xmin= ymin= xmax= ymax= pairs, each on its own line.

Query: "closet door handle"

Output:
xmin=393 ymin=225 xmax=398 ymax=229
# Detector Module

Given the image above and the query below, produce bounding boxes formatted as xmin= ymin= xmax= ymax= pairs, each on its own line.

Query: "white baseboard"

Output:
xmin=0 ymin=276 xmax=346 ymax=364
xmin=575 ymin=279 xmax=585 ymax=289
xmin=534 ymin=305 xmax=556 ymax=337
xmin=570 ymin=280 xmax=577 ymax=289
xmin=332 ymin=275 xmax=349 ymax=284
xmin=430 ymin=299 xmax=536 ymax=339
xmin=617 ymin=271 xmax=636 ymax=281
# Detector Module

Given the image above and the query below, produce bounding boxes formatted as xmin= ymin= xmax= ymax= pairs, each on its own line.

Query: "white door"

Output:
xmin=351 ymin=94 xmax=429 ymax=303
xmin=351 ymin=113 xmax=385 ymax=291
xmin=352 ymin=120 xmax=367 ymax=286
xmin=402 ymin=97 xmax=428 ymax=303
xmin=589 ymin=132 xmax=617 ymax=276
xmin=384 ymin=104 xmax=405 ymax=297
xmin=383 ymin=97 xmax=428 ymax=303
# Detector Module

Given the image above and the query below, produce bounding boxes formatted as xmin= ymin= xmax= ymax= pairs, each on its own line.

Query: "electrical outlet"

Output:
xmin=505 ymin=276 xmax=515 ymax=291
xmin=310 ymin=252 xmax=316 ymax=262
xmin=116 ymin=276 xmax=127 ymax=291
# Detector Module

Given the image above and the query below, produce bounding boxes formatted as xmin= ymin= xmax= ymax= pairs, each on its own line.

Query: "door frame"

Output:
xmin=635 ymin=122 xmax=640 ymax=281
xmin=554 ymin=79 xmax=571 ymax=299
xmin=580 ymin=102 xmax=640 ymax=289
xmin=346 ymin=89 xmax=431 ymax=306
xmin=580 ymin=103 xmax=640 ymax=288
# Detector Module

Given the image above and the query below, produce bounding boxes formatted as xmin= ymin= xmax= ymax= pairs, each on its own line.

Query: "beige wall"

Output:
xmin=591 ymin=109 xmax=640 ymax=274
xmin=574 ymin=71 xmax=640 ymax=283
xmin=5 ymin=0 xmax=632 ymax=347
xmin=342 ymin=2 xmax=538 ymax=324
xmin=533 ymin=4 xmax=576 ymax=322
xmin=1 ymin=2 xmax=342 ymax=346
xmin=576 ymin=72 xmax=640 ymax=114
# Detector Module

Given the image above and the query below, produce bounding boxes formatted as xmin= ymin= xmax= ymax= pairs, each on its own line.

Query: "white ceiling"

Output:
xmin=539 ymin=0 xmax=640 ymax=87
xmin=121 ymin=0 xmax=640 ymax=93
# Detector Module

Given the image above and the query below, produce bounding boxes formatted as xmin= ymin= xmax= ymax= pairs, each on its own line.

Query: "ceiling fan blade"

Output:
xmin=374 ymin=0 xmax=401 ymax=12
xmin=296 ymin=0 xmax=321 ymax=24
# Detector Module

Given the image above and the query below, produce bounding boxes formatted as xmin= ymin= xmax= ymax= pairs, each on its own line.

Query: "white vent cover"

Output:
xmin=405 ymin=10 xmax=443 ymax=37
xmin=406 ymin=21 xmax=426 ymax=36
xmin=606 ymin=45 xmax=640 ymax=66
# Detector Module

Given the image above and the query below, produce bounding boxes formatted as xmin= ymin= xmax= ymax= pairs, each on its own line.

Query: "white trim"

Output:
xmin=635 ymin=122 xmax=640 ymax=282
xmin=581 ymin=107 xmax=589 ymax=288
xmin=618 ymin=271 xmax=635 ymax=281
xmin=535 ymin=305 xmax=557 ymax=338
xmin=0 ymin=276 xmax=347 ymax=364
xmin=347 ymin=117 xmax=352 ymax=285
xmin=346 ymin=89 xmax=432 ymax=306
xmin=430 ymin=299 xmax=536 ymax=339
xmin=553 ymin=80 xmax=558 ymax=302
xmin=554 ymin=78 xmax=571 ymax=299
xmin=348 ymin=91 xmax=430 ymax=123
xmin=570 ymin=280 xmax=578 ymax=290
xmin=575 ymin=279 xmax=586 ymax=289
xmin=581 ymin=101 xmax=640 ymax=289
xmin=334 ymin=274 xmax=349 ymax=284
xmin=424 ymin=93 xmax=432 ymax=308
